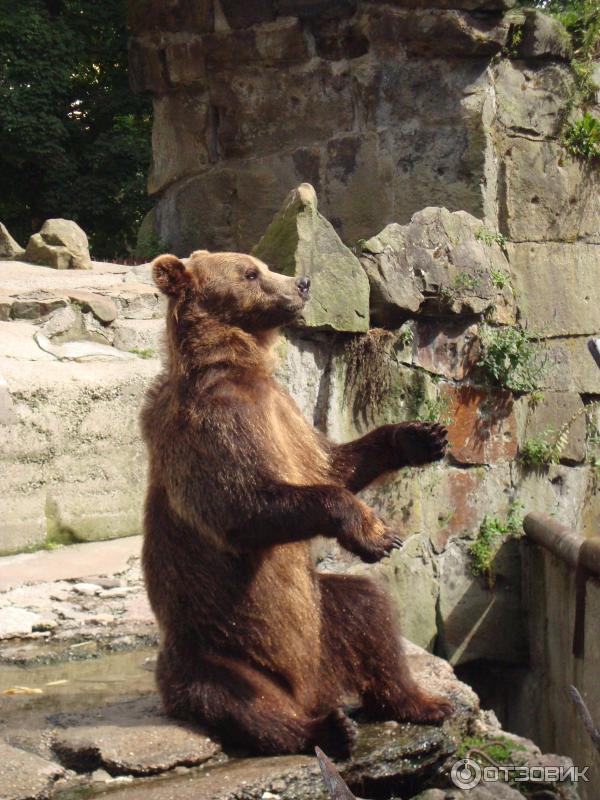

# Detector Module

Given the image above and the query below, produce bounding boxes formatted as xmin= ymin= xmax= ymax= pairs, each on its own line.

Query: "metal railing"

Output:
xmin=524 ymin=513 xmax=600 ymax=577
xmin=523 ymin=512 xmax=600 ymax=759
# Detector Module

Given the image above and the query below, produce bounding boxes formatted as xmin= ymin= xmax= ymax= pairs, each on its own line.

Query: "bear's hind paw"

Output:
xmin=401 ymin=692 xmax=454 ymax=725
xmin=312 ymin=707 xmax=357 ymax=761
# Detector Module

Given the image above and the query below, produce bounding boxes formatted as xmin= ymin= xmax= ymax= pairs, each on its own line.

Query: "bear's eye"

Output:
xmin=245 ymin=269 xmax=259 ymax=281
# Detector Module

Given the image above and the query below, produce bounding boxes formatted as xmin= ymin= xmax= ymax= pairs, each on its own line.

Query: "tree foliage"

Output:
xmin=0 ymin=0 xmax=152 ymax=259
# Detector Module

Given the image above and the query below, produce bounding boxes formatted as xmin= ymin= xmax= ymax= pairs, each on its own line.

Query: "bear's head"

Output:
xmin=152 ymin=250 xmax=310 ymax=333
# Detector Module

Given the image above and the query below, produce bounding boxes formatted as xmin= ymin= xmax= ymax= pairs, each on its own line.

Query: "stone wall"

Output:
xmin=0 ymin=262 xmax=163 ymax=554
xmin=128 ymin=0 xmax=596 ymax=256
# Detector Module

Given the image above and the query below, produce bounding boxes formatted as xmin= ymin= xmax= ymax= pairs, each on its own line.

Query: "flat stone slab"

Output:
xmin=52 ymin=696 xmax=221 ymax=776
xmin=87 ymin=755 xmax=319 ymax=800
xmin=0 ymin=260 xmax=130 ymax=293
xmin=0 ymin=740 xmax=64 ymax=800
xmin=0 ymin=536 xmax=142 ymax=592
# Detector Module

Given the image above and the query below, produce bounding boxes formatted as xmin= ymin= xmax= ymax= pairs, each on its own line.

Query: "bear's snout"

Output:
xmin=296 ymin=276 xmax=311 ymax=299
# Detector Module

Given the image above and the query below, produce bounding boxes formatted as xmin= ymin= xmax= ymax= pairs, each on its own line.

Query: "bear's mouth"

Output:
xmin=285 ymin=291 xmax=308 ymax=313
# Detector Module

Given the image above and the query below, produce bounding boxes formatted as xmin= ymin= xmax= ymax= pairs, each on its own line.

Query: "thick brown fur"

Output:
xmin=141 ymin=249 xmax=453 ymax=759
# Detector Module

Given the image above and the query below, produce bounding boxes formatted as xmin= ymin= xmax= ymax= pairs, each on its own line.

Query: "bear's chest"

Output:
xmin=265 ymin=390 xmax=330 ymax=486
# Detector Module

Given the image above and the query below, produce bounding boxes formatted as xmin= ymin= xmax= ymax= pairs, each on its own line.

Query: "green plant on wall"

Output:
xmin=407 ymin=372 xmax=452 ymax=425
xmin=519 ymin=428 xmax=566 ymax=468
xmin=476 ymin=227 xmax=507 ymax=249
xmin=415 ymin=395 xmax=451 ymax=424
xmin=523 ymin=1 xmax=600 ymax=92
xmin=520 ymin=401 xmax=591 ymax=469
xmin=585 ymin=402 xmax=600 ymax=486
xmin=478 ymin=324 xmax=545 ymax=393
xmin=504 ymin=23 xmax=525 ymax=57
xmin=454 ymin=271 xmax=482 ymax=292
xmin=547 ymin=0 xmax=600 ymax=63
xmin=564 ymin=111 xmax=600 ymax=159
xmin=489 ymin=268 xmax=512 ymax=291
xmin=469 ymin=503 xmax=524 ymax=587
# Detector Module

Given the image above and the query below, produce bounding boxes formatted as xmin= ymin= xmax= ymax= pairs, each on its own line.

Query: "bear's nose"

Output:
xmin=296 ymin=276 xmax=311 ymax=295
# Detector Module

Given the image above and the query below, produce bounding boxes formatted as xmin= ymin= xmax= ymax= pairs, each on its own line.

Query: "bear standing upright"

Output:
xmin=141 ymin=249 xmax=453 ymax=758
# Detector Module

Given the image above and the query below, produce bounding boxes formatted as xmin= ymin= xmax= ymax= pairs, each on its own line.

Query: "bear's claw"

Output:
xmin=346 ymin=526 xmax=403 ymax=563
xmin=393 ymin=422 xmax=448 ymax=466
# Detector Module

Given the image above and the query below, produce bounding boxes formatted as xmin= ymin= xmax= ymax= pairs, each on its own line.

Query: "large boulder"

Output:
xmin=24 ymin=219 xmax=91 ymax=270
xmin=359 ymin=207 xmax=515 ymax=326
xmin=0 ymin=222 xmax=25 ymax=260
xmin=515 ymin=9 xmax=572 ymax=61
xmin=253 ymin=183 xmax=370 ymax=332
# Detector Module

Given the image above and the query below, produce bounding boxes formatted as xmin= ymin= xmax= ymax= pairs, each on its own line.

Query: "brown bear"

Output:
xmin=141 ymin=249 xmax=453 ymax=759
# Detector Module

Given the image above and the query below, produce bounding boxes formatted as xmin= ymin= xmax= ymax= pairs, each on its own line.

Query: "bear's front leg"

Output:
xmin=331 ymin=422 xmax=447 ymax=493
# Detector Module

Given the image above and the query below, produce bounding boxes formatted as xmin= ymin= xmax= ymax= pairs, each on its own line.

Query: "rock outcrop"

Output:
xmin=0 ymin=222 xmax=25 ymax=260
xmin=359 ymin=207 xmax=515 ymax=326
xmin=1 ymin=2 xmax=598 ymax=791
xmin=24 ymin=219 xmax=92 ymax=270
xmin=253 ymin=183 xmax=370 ymax=332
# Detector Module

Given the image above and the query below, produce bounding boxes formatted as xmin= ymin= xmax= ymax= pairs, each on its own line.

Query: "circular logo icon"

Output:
xmin=451 ymin=758 xmax=482 ymax=789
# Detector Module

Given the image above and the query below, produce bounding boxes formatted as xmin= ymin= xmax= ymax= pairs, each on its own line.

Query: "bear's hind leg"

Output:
xmin=319 ymin=574 xmax=453 ymax=725
xmin=156 ymin=647 xmax=355 ymax=758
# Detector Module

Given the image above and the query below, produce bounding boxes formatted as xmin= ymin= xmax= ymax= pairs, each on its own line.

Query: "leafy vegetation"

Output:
xmin=454 ymin=271 xmax=481 ymax=292
xmin=519 ymin=1 xmax=600 ymax=174
xmin=469 ymin=504 xmax=524 ymax=587
xmin=543 ymin=0 xmax=600 ymax=61
xmin=0 ymin=1 xmax=152 ymax=259
xmin=397 ymin=325 xmax=415 ymax=349
xmin=586 ymin=405 xmax=600 ymax=483
xmin=406 ymin=372 xmax=452 ymax=425
xmin=564 ymin=112 xmax=600 ymax=159
xmin=519 ymin=429 xmax=566 ymax=468
xmin=521 ymin=0 xmax=600 ymax=61
xmin=476 ymin=228 xmax=507 ymax=249
xmin=478 ymin=324 xmax=545 ymax=393
xmin=504 ymin=23 xmax=525 ymax=58
xmin=489 ymin=268 xmax=512 ymax=291
xmin=414 ymin=395 xmax=451 ymax=424
xmin=520 ymin=400 xmax=592 ymax=469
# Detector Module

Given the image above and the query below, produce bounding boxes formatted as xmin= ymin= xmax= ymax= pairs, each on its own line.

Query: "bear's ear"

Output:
xmin=152 ymin=254 xmax=190 ymax=297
